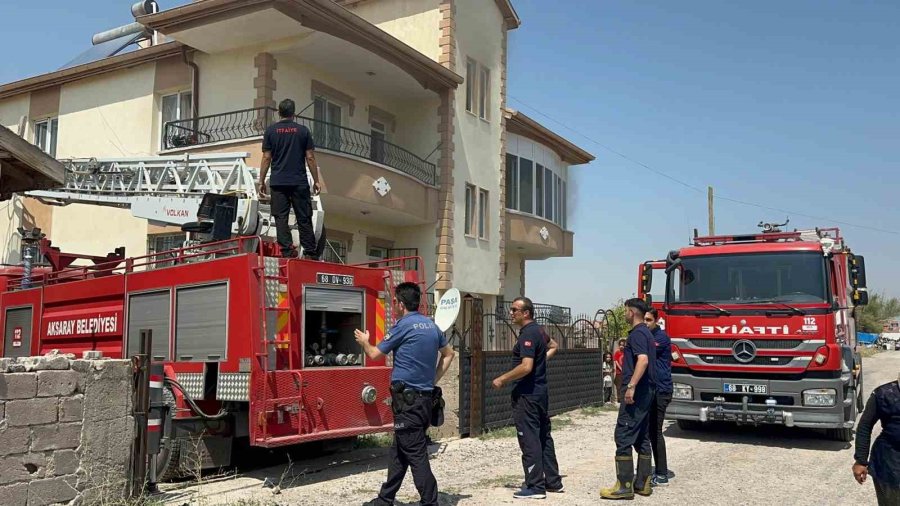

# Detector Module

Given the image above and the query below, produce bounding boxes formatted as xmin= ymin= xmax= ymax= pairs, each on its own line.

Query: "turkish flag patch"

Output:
xmin=524 ymin=340 xmax=532 ymax=347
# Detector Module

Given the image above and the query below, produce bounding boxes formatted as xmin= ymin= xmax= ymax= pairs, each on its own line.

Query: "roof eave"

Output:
xmin=504 ymin=108 xmax=595 ymax=165
xmin=495 ymin=0 xmax=522 ymax=29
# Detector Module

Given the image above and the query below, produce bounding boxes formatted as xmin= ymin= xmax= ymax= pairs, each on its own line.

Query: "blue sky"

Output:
xmin=1 ymin=1 xmax=898 ymax=316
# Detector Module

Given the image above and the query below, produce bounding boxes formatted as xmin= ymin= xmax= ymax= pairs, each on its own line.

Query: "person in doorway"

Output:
xmin=612 ymin=338 xmax=626 ymax=403
xmin=602 ymin=352 xmax=615 ymax=404
xmin=354 ymin=282 xmax=456 ymax=506
xmin=645 ymin=308 xmax=673 ymax=486
xmin=492 ymin=296 xmax=564 ymax=500
xmin=258 ymin=98 xmax=321 ymax=259
xmin=853 ymin=376 xmax=900 ymax=505
xmin=600 ymin=298 xmax=657 ymax=500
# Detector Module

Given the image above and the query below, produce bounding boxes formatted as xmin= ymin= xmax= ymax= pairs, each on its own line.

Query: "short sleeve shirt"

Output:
xmin=262 ymin=119 xmax=314 ymax=186
xmin=511 ymin=322 xmax=549 ymax=396
xmin=651 ymin=326 xmax=673 ymax=394
xmin=376 ymin=312 xmax=447 ymax=391
xmin=622 ymin=323 xmax=657 ymax=393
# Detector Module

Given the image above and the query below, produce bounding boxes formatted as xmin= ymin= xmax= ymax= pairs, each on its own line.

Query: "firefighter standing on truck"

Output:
xmin=601 ymin=298 xmax=658 ymax=500
xmin=354 ymin=282 xmax=455 ymax=506
xmin=492 ymin=296 xmax=564 ymax=500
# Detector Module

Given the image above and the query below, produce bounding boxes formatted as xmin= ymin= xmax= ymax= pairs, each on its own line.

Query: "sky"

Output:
xmin=1 ymin=1 xmax=898 ymax=316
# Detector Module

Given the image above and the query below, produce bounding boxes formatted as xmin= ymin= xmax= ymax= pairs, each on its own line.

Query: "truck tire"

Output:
xmin=827 ymin=427 xmax=853 ymax=442
xmin=676 ymin=420 xmax=702 ymax=431
xmin=156 ymin=386 xmax=187 ymax=481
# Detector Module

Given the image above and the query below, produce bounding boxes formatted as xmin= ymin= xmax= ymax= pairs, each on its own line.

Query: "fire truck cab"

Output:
xmin=638 ymin=225 xmax=868 ymax=441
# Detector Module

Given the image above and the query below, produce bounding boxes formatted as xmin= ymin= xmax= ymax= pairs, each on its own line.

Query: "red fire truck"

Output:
xmin=0 ymin=154 xmax=432 ymax=477
xmin=637 ymin=223 xmax=869 ymax=441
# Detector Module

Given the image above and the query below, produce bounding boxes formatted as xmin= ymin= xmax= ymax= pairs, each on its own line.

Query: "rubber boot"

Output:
xmin=600 ymin=455 xmax=635 ymax=500
xmin=634 ymin=454 xmax=653 ymax=497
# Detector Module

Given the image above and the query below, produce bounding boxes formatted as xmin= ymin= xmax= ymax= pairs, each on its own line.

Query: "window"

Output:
xmin=148 ymin=233 xmax=186 ymax=269
xmin=466 ymin=59 xmax=477 ymax=113
xmin=505 ymin=154 xmax=519 ymax=209
xmin=479 ymin=67 xmax=490 ymax=120
xmin=535 ymin=165 xmax=544 ymax=217
xmin=33 ymin=118 xmax=58 ymax=157
xmin=368 ymin=246 xmax=389 ymax=260
xmin=322 ymin=239 xmax=348 ymax=264
xmin=562 ymin=181 xmax=567 ymax=229
xmin=370 ymin=120 xmax=387 ymax=164
xmin=556 ymin=175 xmax=563 ymax=227
xmin=465 ymin=184 xmax=476 ymax=236
xmin=546 ymin=167 xmax=555 ymax=221
xmin=161 ymin=91 xmax=192 ymax=148
xmin=313 ymin=95 xmax=343 ymax=151
xmin=478 ymin=188 xmax=489 ymax=239
xmin=518 ymin=158 xmax=533 ymax=214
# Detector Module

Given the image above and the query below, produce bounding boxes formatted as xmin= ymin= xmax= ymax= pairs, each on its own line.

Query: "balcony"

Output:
xmin=164 ymin=107 xmax=437 ymax=186
xmin=506 ymin=211 xmax=574 ymax=260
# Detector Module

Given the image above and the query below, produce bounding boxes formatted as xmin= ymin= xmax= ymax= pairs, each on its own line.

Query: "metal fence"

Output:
xmin=163 ymin=107 xmax=437 ymax=186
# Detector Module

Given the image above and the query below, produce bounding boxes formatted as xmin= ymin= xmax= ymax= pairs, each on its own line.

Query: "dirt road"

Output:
xmin=160 ymin=351 xmax=897 ymax=505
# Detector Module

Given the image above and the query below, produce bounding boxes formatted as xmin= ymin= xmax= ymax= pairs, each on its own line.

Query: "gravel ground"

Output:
xmin=160 ymin=350 xmax=897 ymax=506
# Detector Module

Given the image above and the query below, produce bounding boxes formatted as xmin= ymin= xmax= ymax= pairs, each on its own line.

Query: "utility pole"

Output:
xmin=707 ymin=186 xmax=715 ymax=236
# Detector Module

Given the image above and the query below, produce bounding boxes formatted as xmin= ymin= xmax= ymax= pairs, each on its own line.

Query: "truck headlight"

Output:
xmin=803 ymin=388 xmax=836 ymax=407
xmin=673 ymin=383 xmax=693 ymax=400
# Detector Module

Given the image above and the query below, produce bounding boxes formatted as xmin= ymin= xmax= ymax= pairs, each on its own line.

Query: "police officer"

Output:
xmin=354 ymin=282 xmax=455 ymax=506
xmin=492 ymin=296 xmax=563 ymax=500
xmin=600 ymin=298 xmax=657 ymax=500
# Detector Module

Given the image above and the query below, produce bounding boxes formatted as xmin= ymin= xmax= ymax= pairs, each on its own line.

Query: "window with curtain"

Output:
xmin=518 ymin=158 xmax=533 ymax=214
xmin=478 ymin=188 xmax=489 ymax=239
xmin=465 ymin=184 xmax=476 ymax=236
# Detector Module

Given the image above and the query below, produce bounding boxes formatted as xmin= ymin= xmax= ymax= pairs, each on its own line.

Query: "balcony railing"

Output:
xmin=164 ymin=107 xmax=437 ymax=186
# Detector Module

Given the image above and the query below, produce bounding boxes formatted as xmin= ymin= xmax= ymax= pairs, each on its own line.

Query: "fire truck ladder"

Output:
xmin=24 ymin=152 xmax=264 ymax=233
xmin=253 ymin=254 xmax=304 ymax=445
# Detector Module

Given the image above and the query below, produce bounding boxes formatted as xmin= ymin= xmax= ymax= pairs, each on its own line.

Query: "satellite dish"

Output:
xmin=434 ymin=288 xmax=461 ymax=332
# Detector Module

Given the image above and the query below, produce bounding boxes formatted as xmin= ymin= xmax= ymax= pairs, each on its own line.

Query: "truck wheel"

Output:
xmin=676 ymin=420 xmax=702 ymax=431
xmin=156 ymin=386 xmax=186 ymax=481
xmin=827 ymin=427 xmax=853 ymax=442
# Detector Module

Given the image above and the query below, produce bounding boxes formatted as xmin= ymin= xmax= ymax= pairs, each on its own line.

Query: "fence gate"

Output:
xmin=457 ymin=302 xmax=608 ymax=437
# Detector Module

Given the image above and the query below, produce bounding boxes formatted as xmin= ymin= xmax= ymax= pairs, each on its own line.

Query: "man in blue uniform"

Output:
xmin=258 ymin=98 xmax=321 ymax=259
xmin=645 ymin=308 xmax=673 ymax=486
xmin=492 ymin=296 xmax=563 ymax=500
xmin=354 ymin=282 xmax=456 ymax=506
xmin=600 ymin=298 xmax=657 ymax=500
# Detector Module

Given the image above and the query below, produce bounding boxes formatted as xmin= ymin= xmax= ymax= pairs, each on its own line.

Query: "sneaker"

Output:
xmin=546 ymin=485 xmax=565 ymax=493
xmin=651 ymin=474 xmax=669 ymax=487
xmin=513 ymin=488 xmax=546 ymax=500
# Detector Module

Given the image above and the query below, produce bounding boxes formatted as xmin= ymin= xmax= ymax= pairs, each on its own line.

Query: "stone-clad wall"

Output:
xmin=0 ymin=353 xmax=133 ymax=506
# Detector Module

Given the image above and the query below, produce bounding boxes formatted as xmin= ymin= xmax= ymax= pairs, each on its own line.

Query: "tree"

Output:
xmin=857 ymin=293 xmax=900 ymax=334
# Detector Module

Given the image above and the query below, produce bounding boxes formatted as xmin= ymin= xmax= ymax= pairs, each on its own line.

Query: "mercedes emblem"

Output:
xmin=732 ymin=339 xmax=757 ymax=364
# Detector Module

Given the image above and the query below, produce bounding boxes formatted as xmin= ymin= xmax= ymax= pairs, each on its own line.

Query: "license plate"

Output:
xmin=316 ymin=273 xmax=354 ymax=286
xmin=724 ymin=383 xmax=767 ymax=394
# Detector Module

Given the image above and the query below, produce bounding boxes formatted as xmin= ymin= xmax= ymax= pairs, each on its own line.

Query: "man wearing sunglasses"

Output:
xmin=492 ymin=297 xmax=563 ymax=500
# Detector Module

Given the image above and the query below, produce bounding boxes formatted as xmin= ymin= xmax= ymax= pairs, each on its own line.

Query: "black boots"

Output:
xmin=634 ymin=453 xmax=653 ymax=496
xmin=600 ymin=455 xmax=635 ymax=500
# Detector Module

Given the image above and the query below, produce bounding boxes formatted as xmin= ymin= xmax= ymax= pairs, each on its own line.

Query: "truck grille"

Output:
xmin=688 ymin=339 xmax=802 ymax=350
xmin=700 ymin=392 xmax=795 ymax=405
xmin=698 ymin=355 xmax=794 ymax=366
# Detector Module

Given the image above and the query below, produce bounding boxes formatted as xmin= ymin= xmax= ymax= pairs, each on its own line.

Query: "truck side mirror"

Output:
xmin=640 ymin=263 xmax=653 ymax=304
xmin=849 ymin=254 xmax=868 ymax=306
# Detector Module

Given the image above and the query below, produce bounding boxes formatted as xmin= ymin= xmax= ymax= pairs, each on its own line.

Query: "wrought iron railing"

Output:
xmin=495 ymin=300 xmax=572 ymax=326
xmin=164 ymin=107 xmax=437 ymax=185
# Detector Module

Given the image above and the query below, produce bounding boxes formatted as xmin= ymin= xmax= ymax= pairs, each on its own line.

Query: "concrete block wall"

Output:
xmin=0 ymin=353 xmax=133 ymax=506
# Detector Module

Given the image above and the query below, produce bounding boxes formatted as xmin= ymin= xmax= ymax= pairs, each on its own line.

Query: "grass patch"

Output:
xmin=478 ymin=425 xmax=518 ymax=440
xmin=476 ymin=473 xmax=522 ymax=489
xmin=552 ymin=416 xmax=574 ymax=429
xmin=580 ymin=404 xmax=619 ymax=416
xmin=355 ymin=433 xmax=394 ymax=449
xmin=860 ymin=346 xmax=884 ymax=358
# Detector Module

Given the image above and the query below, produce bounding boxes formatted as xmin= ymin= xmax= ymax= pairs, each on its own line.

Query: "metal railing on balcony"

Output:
xmin=164 ymin=107 xmax=437 ymax=186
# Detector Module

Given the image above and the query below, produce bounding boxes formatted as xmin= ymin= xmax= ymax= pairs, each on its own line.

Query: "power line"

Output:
xmin=508 ymin=96 xmax=900 ymax=236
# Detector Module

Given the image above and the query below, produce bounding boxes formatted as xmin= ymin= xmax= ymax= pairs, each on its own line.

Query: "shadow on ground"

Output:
xmin=387 ymin=492 xmax=474 ymax=506
xmin=663 ymin=420 xmax=852 ymax=451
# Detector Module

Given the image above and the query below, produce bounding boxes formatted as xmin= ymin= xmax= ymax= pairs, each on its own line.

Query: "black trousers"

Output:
xmin=513 ymin=393 xmax=562 ymax=493
xmin=649 ymin=391 xmax=672 ymax=475
xmin=614 ymin=387 xmax=654 ymax=456
xmin=269 ymin=185 xmax=316 ymax=256
xmin=377 ymin=396 xmax=438 ymax=506
xmin=874 ymin=477 xmax=900 ymax=506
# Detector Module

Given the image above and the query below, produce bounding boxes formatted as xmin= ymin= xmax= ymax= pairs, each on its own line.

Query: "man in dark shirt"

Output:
xmin=601 ymin=298 xmax=657 ymax=500
xmin=492 ymin=297 xmax=563 ymax=500
xmin=354 ymin=282 xmax=456 ymax=506
xmin=645 ymin=308 xmax=673 ymax=486
xmin=259 ymin=98 xmax=321 ymax=259
xmin=853 ymin=377 xmax=900 ymax=505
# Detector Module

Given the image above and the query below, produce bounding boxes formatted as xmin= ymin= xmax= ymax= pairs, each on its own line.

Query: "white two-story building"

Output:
xmin=0 ymin=0 xmax=593 ymax=309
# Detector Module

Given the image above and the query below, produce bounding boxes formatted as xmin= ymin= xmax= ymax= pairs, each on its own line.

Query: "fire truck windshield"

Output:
xmin=668 ymin=251 xmax=829 ymax=305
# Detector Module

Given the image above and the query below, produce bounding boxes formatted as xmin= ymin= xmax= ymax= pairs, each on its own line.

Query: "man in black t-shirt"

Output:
xmin=601 ymin=298 xmax=657 ymax=500
xmin=492 ymin=297 xmax=563 ymax=500
xmin=259 ymin=99 xmax=321 ymax=259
